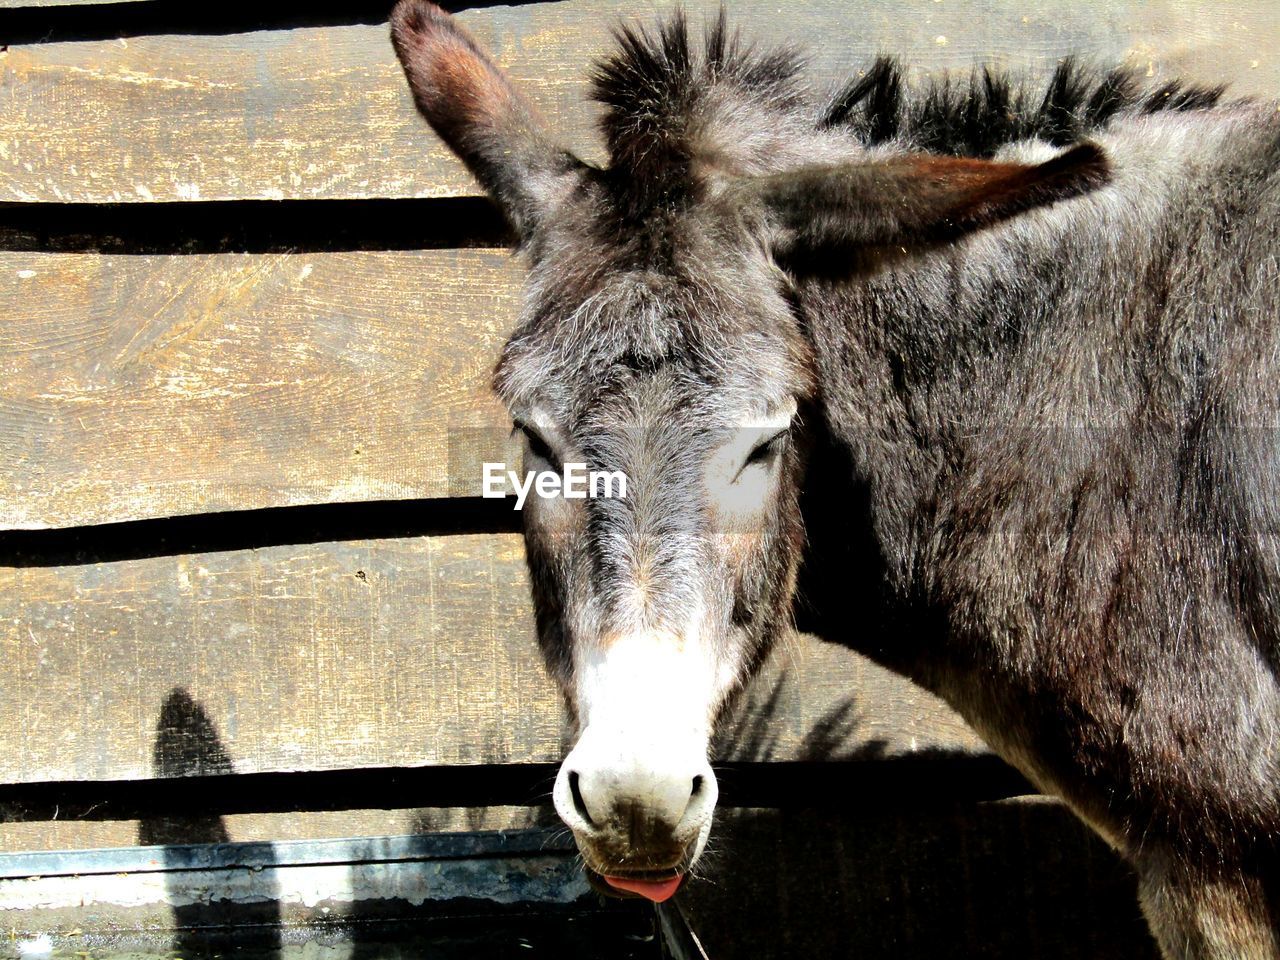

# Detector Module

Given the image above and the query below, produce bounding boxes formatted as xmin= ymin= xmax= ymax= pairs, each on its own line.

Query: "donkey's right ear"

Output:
xmin=750 ymin=143 xmax=1110 ymax=269
xmin=390 ymin=0 xmax=583 ymax=241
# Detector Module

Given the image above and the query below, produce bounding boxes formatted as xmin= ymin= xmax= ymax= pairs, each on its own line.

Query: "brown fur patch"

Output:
xmin=389 ymin=0 xmax=571 ymax=238
xmin=391 ymin=1 xmax=523 ymax=141
xmin=917 ymin=143 xmax=1111 ymax=237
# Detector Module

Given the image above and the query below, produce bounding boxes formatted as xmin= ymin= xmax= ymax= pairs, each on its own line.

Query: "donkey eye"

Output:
xmin=743 ymin=428 xmax=788 ymax=469
xmin=515 ymin=422 xmax=559 ymax=467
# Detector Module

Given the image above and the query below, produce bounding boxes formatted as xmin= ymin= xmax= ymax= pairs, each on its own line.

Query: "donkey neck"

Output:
xmin=797 ymin=239 xmax=1044 ymax=591
xmin=792 ymin=107 xmax=1276 ymax=683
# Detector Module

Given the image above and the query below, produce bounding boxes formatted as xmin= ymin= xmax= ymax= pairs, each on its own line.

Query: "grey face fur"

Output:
xmin=392 ymin=2 xmax=1280 ymax=950
xmin=494 ymin=239 xmax=813 ymax=882
xmin=495 ymin=227 xmax=813 ymax=693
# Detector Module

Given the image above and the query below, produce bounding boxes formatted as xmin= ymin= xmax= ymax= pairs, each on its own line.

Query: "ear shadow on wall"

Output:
xmin=138 ymin=688 xmax=283 ymax=958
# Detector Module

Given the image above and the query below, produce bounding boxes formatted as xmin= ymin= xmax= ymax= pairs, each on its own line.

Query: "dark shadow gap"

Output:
xmin=0 ymin=755 xmax=1033 ymax=823
xmin=0 ymin=198 xmax=513 ymax=255
xmin=714 ymin=753 xmax=1033 ymax=807
xmin=0 ymin=0 xmax=545 ymax=46
xmin=0 ymin=497 xmax=522 ymax=567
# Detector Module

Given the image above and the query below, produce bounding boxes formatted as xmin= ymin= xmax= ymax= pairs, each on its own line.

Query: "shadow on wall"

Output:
xmin=138 ymin=688 xmax=283 ymax=959
xmin=715 ymin=671 xmax=884 ymax=764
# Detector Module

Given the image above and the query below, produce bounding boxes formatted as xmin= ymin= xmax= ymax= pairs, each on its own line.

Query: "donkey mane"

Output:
xmin=590 ymin=12 xmax=805 ymax=180
xmin=591 ymin=10 xmax=1228 ymax=195
xmin=823 ymin=57 xmax=1228 ymax=156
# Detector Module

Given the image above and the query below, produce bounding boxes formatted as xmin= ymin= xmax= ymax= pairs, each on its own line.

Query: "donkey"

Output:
xmin=390 ymin=2 xmax=1280 ymax=955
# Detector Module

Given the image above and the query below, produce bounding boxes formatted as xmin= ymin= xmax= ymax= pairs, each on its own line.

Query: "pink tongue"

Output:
xmin=604 ymin=874 xmax=684 ymax=903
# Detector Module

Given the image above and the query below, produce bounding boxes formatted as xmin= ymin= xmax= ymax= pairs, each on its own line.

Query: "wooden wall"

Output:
xmin=2 ymin=1 xmax=1275 ymax=956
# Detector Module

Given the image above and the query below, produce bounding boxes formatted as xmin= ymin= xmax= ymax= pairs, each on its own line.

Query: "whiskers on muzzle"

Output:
xmin=552 ymin=732 xmax=719 ymax=880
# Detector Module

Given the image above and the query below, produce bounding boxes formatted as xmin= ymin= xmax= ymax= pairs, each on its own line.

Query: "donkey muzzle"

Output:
xmin=553 ymin=723 xmax=718 ymax=896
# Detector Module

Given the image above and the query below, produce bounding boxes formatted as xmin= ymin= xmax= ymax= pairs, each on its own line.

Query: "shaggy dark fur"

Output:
xmin=590 ymin=12 xmax=806 ymax=197
xmin=391 ymin=4 xmax=1280 ymax=956
xmin=821 ymin=56 xmax=1226 ymax=154
xmin=589 ymin=11 xmax=1225 ymax=191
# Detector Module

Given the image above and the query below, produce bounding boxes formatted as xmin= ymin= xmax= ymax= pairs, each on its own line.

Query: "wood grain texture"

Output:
xmin=0 ymin=533 xmax=983 ymax=785
xmin=1 ymin=535 xmax=550 ymax=782
xmin=0 ymin=0 xmax=147 ymax=6
xmin=0 ymin=806 xmax=559 ymax=853
xmin=0 ymin=249 xmax=523 ymax=529
xmin=2 ymin=0 xmax=1277 ymax=204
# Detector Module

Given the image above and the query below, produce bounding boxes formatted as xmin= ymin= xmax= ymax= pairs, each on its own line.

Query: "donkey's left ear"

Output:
xmin=756 ymin=142 xmax=1110 ymax=264
xmin=391 ymin=0 xmax=584 ymax=241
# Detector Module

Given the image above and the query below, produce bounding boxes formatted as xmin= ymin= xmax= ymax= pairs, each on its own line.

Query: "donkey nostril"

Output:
xmin=568 ymin=770 xmax=596 ymax=828
xmin=677 ymin=771 xmax=716 ymax=834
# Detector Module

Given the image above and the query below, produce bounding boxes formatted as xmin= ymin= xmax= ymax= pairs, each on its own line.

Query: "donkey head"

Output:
xmin=391 ymin=0 xmax=1108 ymax=900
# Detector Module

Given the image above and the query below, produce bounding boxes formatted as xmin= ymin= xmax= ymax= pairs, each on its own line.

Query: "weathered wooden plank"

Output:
xmin=0 ymin=249 xmax=523 ymax=529
xmin=2 ymin=0 xmax=1277 ymax=204
xmin=0 ymin=806 xmax=558 ymax=853
xmin=0 ymin=13 xmax=589 ymax=204
xmin=0 ymin=533 xmax=984 ymax=785
xmin=0 ymin=534 xmax=549 ymax=781
xmin=0 ymin=0 xmax=146 ymax=6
